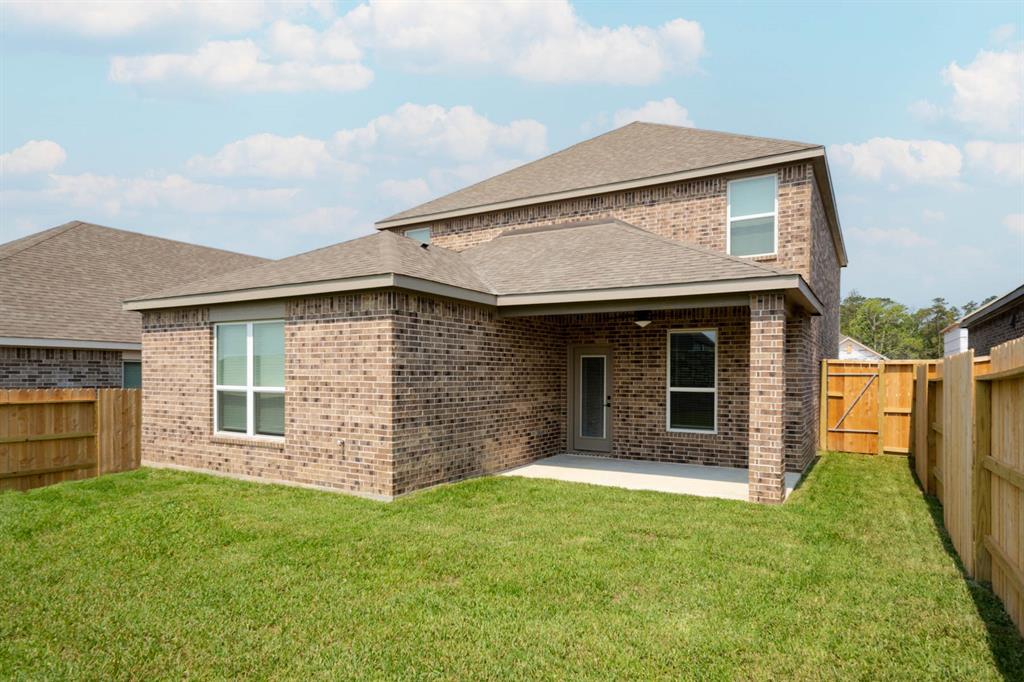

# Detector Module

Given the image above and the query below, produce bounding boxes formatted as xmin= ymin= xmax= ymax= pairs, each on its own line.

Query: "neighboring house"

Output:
xmin=0 ymin=221 xmax=266 ymax=388
xmin=126 ymin=122 xmax=846 ymax=504
xmin=942 ymin=321 xmax=968 ymax=357
xmin=961 ymin=283 xmax=1024 ymax=356
xmin=838 ymin=335 xmax=887 ymax=361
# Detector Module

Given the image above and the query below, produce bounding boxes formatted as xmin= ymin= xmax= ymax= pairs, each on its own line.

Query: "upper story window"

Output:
xmin=214 ymin=321 xmax=285 ymax=438
xmin=727 ymin=175 xmax=777 ymax=257
xmin=667 ymin=330 xmax=717 ymax=433
xmin=404 ymin=227 xmax=431 ymax=244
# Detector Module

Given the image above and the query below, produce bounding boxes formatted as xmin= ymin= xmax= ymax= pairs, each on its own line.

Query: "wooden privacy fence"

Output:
xmin=915 ymin=338 xmax=1023 ymax=635
xmin=0 ymin=388 xmax=141 ymax=492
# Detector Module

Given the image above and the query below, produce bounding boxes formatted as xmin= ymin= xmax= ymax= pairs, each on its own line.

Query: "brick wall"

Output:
xmin=387 ymin=162 xmax=826 ymax=285
xmin=0 ymin=346 xmax=123 ymax=387
xmin=390 ymin=293 xmax=565 ymax=495
xmin=562 ymin=307 xmax=751 ymax=468
xmin=748 ymin=293 xmax=787 ymax=503
xmin=968 ymin=298 xmax=1024 ymax=356
xmin=141 ymin=293 xmax=396 ymax=498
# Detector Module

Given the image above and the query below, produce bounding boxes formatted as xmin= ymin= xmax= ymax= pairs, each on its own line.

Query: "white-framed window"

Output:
xmin=214 ymin=321 xmax=285 ymax=438
xmin=666 ymin=329 xmax=717 ymax=433
xmin=404 ymin=227 xmax=431 ymax=244
xmin=727 ymin=174 xmax=777 ymax=257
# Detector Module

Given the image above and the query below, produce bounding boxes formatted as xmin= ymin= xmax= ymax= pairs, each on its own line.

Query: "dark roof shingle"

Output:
xmin=379 ymin=122 xmax=820 ymax=224
xmin=0 ymin=221 xmax=268 ymax=344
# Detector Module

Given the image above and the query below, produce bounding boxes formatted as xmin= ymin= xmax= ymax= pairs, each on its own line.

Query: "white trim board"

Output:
xmin=0 ymin=336 xmax=140 ymax=351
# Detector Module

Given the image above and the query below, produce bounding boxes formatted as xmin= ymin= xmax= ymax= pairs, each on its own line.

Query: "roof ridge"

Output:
xmin=628 ymin=121 xmax=820 ymax=150
xmin=77 ymin=220 xmax=268 ymax=260
xmin=0 ymin=221 xmax=82 ymax=263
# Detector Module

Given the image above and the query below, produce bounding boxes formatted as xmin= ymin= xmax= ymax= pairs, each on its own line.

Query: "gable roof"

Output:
xmin=380 ymin=123 xmax=819 ymax=224
xmin=126 ymin=219 xmax=822 ymax=315
xmin=1 ymin=221 xmax=268 ymax=346
xmin=960 ymin=283 xmax=1024 ymax=329
xmin=838 ymin=335 xmax=888 ymax=360
xmin=375 ymin=122 xmax=846 ymax=267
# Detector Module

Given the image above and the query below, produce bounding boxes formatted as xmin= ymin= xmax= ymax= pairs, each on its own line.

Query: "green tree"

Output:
xmin=914 ymin=298 xmax=960 ymax=359
xmin=842 ymin=297 xmax=921 ymax=358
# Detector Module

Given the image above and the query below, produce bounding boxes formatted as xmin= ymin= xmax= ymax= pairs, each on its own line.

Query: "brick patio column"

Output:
xmin=748 ymin=292 xmax=786 ymax=503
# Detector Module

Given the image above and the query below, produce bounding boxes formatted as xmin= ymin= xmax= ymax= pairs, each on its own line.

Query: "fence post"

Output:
xmin=819 ymin=359 xmax=828 ymax=451
xmin=876 ymin=361 xmax=886 ymax=455
xmin=972 ymin=377 xmax=992 ymax=582
xmin=94 ymin=388 xmax=101 ymax=477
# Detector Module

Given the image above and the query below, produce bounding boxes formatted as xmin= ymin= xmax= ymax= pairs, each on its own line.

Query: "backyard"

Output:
xmin=1 ymin=453 xmax=1021 ymax=680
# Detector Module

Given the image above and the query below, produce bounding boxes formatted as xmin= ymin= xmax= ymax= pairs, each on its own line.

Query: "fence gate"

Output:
xmin=820 ymin=360 xmax=917 ymax=456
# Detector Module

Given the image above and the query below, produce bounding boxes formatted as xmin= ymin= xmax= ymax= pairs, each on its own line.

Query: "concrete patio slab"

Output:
xmin=501 ymin=454 xmax=802 ymax=501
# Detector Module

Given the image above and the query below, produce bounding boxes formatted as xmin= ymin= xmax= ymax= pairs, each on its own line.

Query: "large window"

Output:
xmin=727 ymin=174 xmax=777 ymax=257
xmin=214 ymin=321 xmax=284 ymax=438
xmin=667 ymin=330 xmax=717 ymax=433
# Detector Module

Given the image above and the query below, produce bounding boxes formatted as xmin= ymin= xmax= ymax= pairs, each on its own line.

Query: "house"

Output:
xmin=0 ymin=221 xmax=266 ymax=388
xmin=838 ymin=335 xmax=887 ymax=361
xmin=942 ymin=321 xmax=969 ymax=357
xmin=125 ymin=122 xmax=846 ymax=504
xmin=959 ymin=283 xmax=1024 ymax=356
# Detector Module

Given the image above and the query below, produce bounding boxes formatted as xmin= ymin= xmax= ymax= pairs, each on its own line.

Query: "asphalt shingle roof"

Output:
xmin=132 ymin=220 xmax=794 ymax=305
xmin=379 ymin=122 xmax=820 ymax=224
xmin=1 ymin=221 xmax=268 ymax=344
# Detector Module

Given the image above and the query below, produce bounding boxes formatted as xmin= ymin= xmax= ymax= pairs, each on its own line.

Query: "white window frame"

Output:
xmin=666 ymin=328 xmax=718 ymax=434
xmin=213 ymin=320 xmax=285 ymax=440
xmin=726 ymin=174 xmax=778 ymax=258
xmin=404 ymin=227 xmax=431 ymax=244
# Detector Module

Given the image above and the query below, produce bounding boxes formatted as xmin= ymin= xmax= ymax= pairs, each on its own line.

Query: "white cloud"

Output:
xmin=829 ymin=138 xmax=962 ymax=183
xmin=942 ymin=48 xmax=1023 ymax=134
xmin=3 ymin=0 xmax=320 ymax=39
xmin=907 ymin=99 xmax=942 ymax=122
xmin=331 ymin=103 xmax=547 ymax=162
xmin=922 ymin=209 xmax=946 ymax=223
xmin=0 ymin=140 xmax=67 ymax=175
xmin=109 ymin=39 xmax=372 ymax=93
xmin=848 ymin=226 xmax=936 ymax=248
xmin=376 ymin=178 xmax=433 ymax=206
xmin=339 ymin=0 xmax=703 ymax=85
xmin=991 ymin=24 xmax=1016 ymax=45
xmin=187 ymin=134 xmax=361 ymax=179
xmin=1005 ymin=213 xmax=1024 ymax=234
xmin=963 ymin=141 xmax=1024 ymax=182
xmin=34 ymin=173 xmax=298 ymax=216
xmin=613 ymin=98 xmax=694 ymax=127
xmin=286 ymin=205 xmax=361 ymax=235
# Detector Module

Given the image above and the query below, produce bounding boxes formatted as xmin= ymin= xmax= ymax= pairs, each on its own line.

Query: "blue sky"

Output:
xmin=1 ymin=0 xmax=1021 ymax=308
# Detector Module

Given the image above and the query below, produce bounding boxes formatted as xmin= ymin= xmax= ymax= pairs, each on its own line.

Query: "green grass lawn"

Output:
xmin=1 ymin=453 xmax=1021 ymax=680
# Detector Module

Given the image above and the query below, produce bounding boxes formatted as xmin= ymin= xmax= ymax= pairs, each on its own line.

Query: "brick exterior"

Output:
xmin=967 ymin=298 xmax=1024 ymax=356
xmin=0 ymin=346 xmax=124 ymax=387
xmin=748 ymin=293 xmax=787 ymax=503
xmin=141 ymin=160 xmax=841 ymax=503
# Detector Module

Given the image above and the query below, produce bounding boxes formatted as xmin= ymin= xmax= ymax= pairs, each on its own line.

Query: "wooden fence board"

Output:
xmin=0 ymin=388 xmax=141 ymax=492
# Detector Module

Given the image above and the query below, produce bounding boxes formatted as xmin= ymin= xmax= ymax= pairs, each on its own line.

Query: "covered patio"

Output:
xmin=502 ymin=454 xmax=803 ymax=501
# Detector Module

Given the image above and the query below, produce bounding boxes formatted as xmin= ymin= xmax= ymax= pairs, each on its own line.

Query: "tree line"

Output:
xmin=840 ymin=291 xmax=997 ymax=359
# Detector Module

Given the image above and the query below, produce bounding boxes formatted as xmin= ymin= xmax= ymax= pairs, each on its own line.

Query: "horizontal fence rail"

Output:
xmin=0 ymin=388 xmax=141 ymax=492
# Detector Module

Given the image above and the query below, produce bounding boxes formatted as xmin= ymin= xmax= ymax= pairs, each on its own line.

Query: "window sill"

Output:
xmin=666 ymin=428 xmax=718 ymax=436
xmin=211 ymin=433 xmax=285 ymax=450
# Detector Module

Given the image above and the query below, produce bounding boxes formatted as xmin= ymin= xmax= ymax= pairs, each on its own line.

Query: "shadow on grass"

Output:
xmin=789 ymin=455 xmax=820 ymax=496
xmin=906 ymin=457 xmax=1024 ymax=679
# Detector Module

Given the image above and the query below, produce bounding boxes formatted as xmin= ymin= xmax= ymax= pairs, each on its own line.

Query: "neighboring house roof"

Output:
xmin=126 ymin=219 xmax=822 ymax=315
xmin=960 ymin=283 xmax=1024 ymax=329
xmin=838 ymin=335 xmax=888 ymax=360
xmin=374 ymin=122 xmax=846 ymax=267
xmin=1 ymin=221 xmax=268 ymax=347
